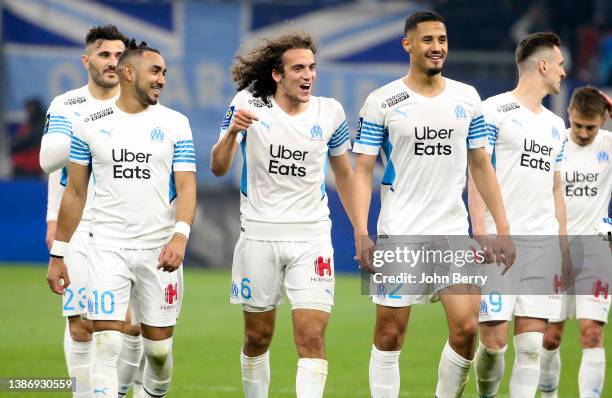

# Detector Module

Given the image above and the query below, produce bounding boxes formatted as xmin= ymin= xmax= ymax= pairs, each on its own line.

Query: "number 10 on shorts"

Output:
xmin=87 ymin=290 xmax=115 ymax=315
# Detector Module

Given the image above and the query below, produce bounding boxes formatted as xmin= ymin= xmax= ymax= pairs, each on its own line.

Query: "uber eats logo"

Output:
xmin=268 ymin=144 xmax=308 ymax=177
xmin=520 ymin=139 xmax=553 ymax=171
xmin=565 ymin=171 xmax=599 ymax=197
xmin=112 ymin=149 xmax=152 ymax=179
xmin=414 ymin=126 xmax=454 ymax=156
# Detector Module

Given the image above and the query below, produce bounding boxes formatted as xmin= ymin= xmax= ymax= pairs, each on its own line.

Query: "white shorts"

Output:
xmin=551 ymin=239 xmax=611 ymax=323
xmin=479 ymin=239 xmax=562 ymax=322
xmin=230 ymin=238 xmax=334 ymax=313
xmin=62 ymin=231 xmax=90 ymax=317
xmin=86 ymin=242 xmax=183 ymax=327
xmin=372 ymin=236 xmax=482 ymax=308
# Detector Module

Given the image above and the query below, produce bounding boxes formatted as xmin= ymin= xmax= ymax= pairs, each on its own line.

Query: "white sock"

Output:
xmin=240 ymin=350 xmax=270 ymax=398
xmin=64 ymin=320 xmax=71 ymax=371
xmin=91 ymin=330 xmax=123 ymax=398
xmin=68 ymin=339 xmax=92 ymax=398
xmin=133 ymin=354 xmax=146 ymax=398
xmin=117 ymin=334 xmax=144 ymax=397
xmin=435 ymin=340 xmax=472 ymax=398
xmin=142 ymin=337 xmax=173 ymax=398
xmin=539 ymin=347 xmax=560 ymax=398
xmin=369 ymin=345 xmax=401 ymax=398
xmin=474 ymin=342 xmax=507 ymax=398
xmin=579 ymin=348 xmax=605 ymax=398
xmin=296 ymin=358 xmax=328 ymax=398
xmin=509 ymin=332 xmax=543 ymax=398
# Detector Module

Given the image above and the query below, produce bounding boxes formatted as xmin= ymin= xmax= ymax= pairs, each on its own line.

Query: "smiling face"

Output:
xmin=132 ymin=51 xmax=166 ymax=106
xmin=272 ymin=48 xmax=316 ymax=105
xmin=403 ymin=21 xmax=447 ymax=76
xmin=83 ymin=39 xmax=125 ymax=88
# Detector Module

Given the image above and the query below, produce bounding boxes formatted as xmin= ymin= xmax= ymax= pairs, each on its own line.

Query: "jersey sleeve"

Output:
xmin=172 ymin=116 xmax=197 ymax=172
xmin=69 ymin=118 xmax=92 ymax=166
xmin=46 ymin=168 xmax=65 ymax=222
xmin=219 ymin=91 xmax=248 ymax=143
xmin=555 ymin=136 xmax=568 ymax=171
xmin=468 ymin=100 xmax=498 ymax=151
xmin=327 ymin=100 xmax=351 ymax=156
xmin=40 ymin=98 xmax=73 ymax=173
xmin=352 ymin=93 xmax=385 ymax=156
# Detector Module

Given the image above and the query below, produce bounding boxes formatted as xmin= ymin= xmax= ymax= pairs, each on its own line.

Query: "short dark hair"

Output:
xmin=117 ymin=39 xmax=161 ymax=67
xmin=85 ymin=25 xmax=128 ymax=47
xmin=404 ymin=11 xmax=444 ymax=36
xmin=569 ymin=86 xmax=609 ymax=118
xmin=231 ymin=33 xmax=316 ymax=101
xmin=515 ymin=32 xmax=561 ymax=65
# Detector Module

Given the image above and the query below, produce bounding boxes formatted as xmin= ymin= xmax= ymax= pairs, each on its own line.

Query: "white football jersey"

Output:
xmin=220 ymin=90 xmax=351 ymax=241
xmin=562 ymin=129 xmax=612 ymax=235
xmin=352 ymin=78 xmax=483 ymax=235
xmin=42 ymin=85 xmax=118 ymax=231
xmin=474 ymin=92 xmax=567 ymax=235
xmin=70 ymin=103 xmax=196 ymax=248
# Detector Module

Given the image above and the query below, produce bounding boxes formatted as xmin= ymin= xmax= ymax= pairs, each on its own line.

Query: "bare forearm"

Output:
xmin=210 ymin=132 xmax=239 ymax=176
xmin=470 ymin=164 xmax=510 ymax=234
xmin=175 ymin=180 xmax=197 ymax=227
xmin=352 ymin=168 xmax=373 ymax=234
xmin=554 ymin=188 xmax=567 ymax=236
xmin=55 ymin=188 xmax=86 ymax=242
xmin=467 ymin=173 xmax=489 ymax=235
xmin=335 ymin=170 xmax=355 ymax=227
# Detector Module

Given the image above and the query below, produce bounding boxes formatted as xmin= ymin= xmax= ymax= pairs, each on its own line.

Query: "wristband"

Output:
xmin=174 ymin=221 xmax=191 ymax=239
xmin=50 ymin=240 xmax=69 ymax=258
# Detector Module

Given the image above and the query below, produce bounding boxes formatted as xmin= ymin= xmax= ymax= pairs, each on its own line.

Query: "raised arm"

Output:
xmin=210 ymin=109 xmax=258 ymax=176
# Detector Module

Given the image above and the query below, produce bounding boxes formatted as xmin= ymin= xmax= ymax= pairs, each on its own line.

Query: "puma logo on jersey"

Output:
xmin=511 ymin=118 xmax=523 ymax=128
xmin=260 ymin=120 xmax=272 ymax=131
xmin=392 ymin=108 xmax=408 ymax=118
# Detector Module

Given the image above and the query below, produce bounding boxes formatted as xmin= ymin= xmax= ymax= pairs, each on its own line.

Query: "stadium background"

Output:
xmin=0 ymin=1 xmax=611 ymax=397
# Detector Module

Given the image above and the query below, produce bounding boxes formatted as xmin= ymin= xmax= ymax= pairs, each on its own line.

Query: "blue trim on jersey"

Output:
xmin=320 ymin=156 xmax=329 ymax=200
xmin=355 ymin=119 xmax=384 ymax=147
xmin=60 ymin=166 xmax=68 ymax=187
xmin=240 ymin=139 xmax=248 ymax=197
xmin=47 ymin=116 xmax=72 ymax=137
xmin=381 ymin=131 xmax=395 ymax=190
xmin=603 ymin=217 xmax=612 ymax=225
xmin=173 ymin=140 xmax=196 ymax=164
xmin=168 ymin=172 xmax=177 ymax=203
xmin=329 ymin=120 xmax=349 ymax=149
xmin=491 ymin=147 xmax=497 ymax=170
xmin=556 ymin=139 xmax=567 ymax=163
